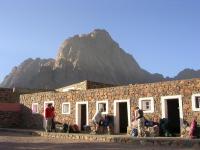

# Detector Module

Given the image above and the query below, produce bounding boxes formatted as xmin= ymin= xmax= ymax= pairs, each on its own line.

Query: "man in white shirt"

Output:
xmin=135 ymin=106 xmax=145 ymax=137
xmin=92 ymin=108 xmax=104 ymax=133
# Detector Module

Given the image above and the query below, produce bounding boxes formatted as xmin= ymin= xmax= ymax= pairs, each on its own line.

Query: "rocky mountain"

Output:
xmin=1 ymin=29 xmax=199 ymax=89
xmin=174 ymin=68 xmax=200 ymax=80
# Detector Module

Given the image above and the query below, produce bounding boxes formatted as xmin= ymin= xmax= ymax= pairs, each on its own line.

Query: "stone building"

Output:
xmin=0 ymin=88 xmax=52 ymax=128
xmin=18 ymin=79 xmax=200 ymax=136
xmin=0 ymin=88 xmax=21 ymax=128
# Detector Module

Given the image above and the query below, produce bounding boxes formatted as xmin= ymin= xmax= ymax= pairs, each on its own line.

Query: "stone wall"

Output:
xmin=0 ymin=88 xmax=53 ymax=103
xmin=0 ymin=88 xmax=51 ymax=128
xmin=0 ymin=103 xmax=21 ymax=128
xmin=0 ymin=111 xmax=21 ymax=128
xmin=20 ymin=78 xmax=200 ymax=135
xmin=0 ymin=88 xmax=19 ymax=103
xmin=86 ymin=80 xmax=115 ymax=89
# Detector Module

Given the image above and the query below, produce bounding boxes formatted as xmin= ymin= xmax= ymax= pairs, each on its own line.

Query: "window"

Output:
xmin=195 ymin=97 xmax=200 ymax=108
xmin=139 ymin=97 xmax=154 ymax=113
xmin=62 ymin=102 xmax=70 ymax=114
xmin=32 ymin=103 xmax=38 ymax=114
xmin=192 ymin=94 xmax=200 ymax=111
xmin=96 ymin=100 xmax=108 ymax=114
xmin=142 ymin=100 xmax=151 ymax=111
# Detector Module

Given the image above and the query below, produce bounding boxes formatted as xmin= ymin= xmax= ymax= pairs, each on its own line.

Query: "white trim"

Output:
xmin=63 ymin=87 xmax=75 ymax=92
xmin=75 ymin=101 xmax=89 ymax=129
xmin=43 ymin=101 xmax=55 ymax=129
xmin=139 ymin=97 xmax=154 ymax=113
xmin=62 ymin=102 xmax=71 ymax=114
xmin=96 ymin=100 xmax=108 ymax=114
xmin=32 ymin=103 xmax=39 ymax=114
xmin=114 ymin=99 xmax=131 ymax=134
xmin=161 ymin=95 xmax=183 ymax=129
xmin=191 ymin=93 xmax=200 ymax=111
xmin=43 ymin=101 xmax=54 ymax=117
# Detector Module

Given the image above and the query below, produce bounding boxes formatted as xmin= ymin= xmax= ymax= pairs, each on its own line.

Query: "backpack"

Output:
xmin=71 ymin=124 xmax=80 ymax=133
xmin=138 ymin=109 xmax=143 ymax=118
xmin=131 ymin=128 xmax=138 ymax=137
xmin=62 ymin=123 xmax=69 ymax=133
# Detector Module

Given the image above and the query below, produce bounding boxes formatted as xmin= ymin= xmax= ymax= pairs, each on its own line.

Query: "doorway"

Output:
xmin=43 ymin=101 xmax=54 ymax=129
xmin=119 ymin=102 xmax=128 ymax=133
xmin=80 ymin=104 xmax=86 ymax=130
xmin=167 ymin=99 xmax=180 ymax=134
xmin=161 ymin=95 xmax=183 ymax=136
xmin=114 ymin=100 xmax=130 ymax=134
xmin=76 ymin=101 xmax=88 ymax=131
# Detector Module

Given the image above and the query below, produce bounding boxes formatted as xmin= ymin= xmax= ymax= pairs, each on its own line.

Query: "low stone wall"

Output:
xmin=35 ymin=131 xmax=200 ymax=147
xmin=0 ymin=111 xmax=21 ymax=128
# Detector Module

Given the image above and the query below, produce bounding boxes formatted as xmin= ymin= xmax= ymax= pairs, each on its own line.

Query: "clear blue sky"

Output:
xmin=0 ymin=0 xmax=200 ymax=82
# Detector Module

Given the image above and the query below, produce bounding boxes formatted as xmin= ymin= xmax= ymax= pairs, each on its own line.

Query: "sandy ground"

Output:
xmin=0 ymin=131 xmax=199 ymax=150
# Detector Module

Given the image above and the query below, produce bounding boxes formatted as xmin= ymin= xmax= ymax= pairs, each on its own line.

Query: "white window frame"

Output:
xmin=139 ymin=97 xmax=154 ymax=113
xmin=96 ymin=100 xmax=108 ymax=114
xmin=192 ymin=93 xmax=200 ymax=111
xmin=62 ymin=102 xmax=71 ymax=114
xmin=32 ymin=103 xmax=39 ymax=114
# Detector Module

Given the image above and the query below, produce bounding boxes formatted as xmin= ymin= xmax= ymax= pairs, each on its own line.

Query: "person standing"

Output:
xmin=135 ymin=106 xmax=145 ymax=137
xmin=92 ymin=108 xmax=104 ymax=133
xmin=45 ymin=103 xmax=54 ymax=132
xmin=51 ymin=105 xmax=56 ymax=131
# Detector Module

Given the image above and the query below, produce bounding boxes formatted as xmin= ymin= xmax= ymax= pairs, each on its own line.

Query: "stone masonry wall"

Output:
xmin=0 ymin=111 xmax=21 ymax=128
xmin=20 ymin=78 xmax=200 ymax=135
xmin=0 ymin=88 xmax=19 ymax=103
xmin=86 ymin=80 xmax=115 ymax=89
xmin=0 ymin=88 xmax=51 ymax=128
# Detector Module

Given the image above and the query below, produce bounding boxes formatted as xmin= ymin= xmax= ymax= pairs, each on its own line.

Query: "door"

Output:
xmin=81 ymin=104 xmax=86 ymax=130
xmin=76 ymin=102 xmax=88 ymax=131
xmin=119 ymin=102 xmax=128 ymax=133
xmin=167 ymin=99 xmax=180 ymax=134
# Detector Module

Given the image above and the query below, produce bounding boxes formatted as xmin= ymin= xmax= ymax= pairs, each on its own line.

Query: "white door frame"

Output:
xmin=43 ymin=101 xmax=54 ymax=128
xmin=161 ymin=95 xmax=183 ymax=130
xmin=75 ymin=101 xmax=89 ymax=130
xmin=114 ymin=99 xmax=131 ymax=133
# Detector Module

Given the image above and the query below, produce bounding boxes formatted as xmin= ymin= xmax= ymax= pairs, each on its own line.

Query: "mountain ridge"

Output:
xmin=1 ymin=29 xmax=199 ymax=89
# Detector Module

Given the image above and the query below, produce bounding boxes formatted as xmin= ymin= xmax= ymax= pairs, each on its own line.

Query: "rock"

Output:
xmin=0 ymin=29 xmax=164 ymax=89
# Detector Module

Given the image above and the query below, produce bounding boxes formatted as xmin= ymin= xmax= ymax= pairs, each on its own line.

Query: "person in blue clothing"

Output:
xmin=103 ymin=114 xmax=113 ymax=134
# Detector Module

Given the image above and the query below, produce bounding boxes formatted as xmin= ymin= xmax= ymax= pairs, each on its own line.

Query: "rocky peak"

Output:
xmin=6 ymin=29 xmax=200 ymax=89
xmin=54 ymin=29 xmax=118 ymax=69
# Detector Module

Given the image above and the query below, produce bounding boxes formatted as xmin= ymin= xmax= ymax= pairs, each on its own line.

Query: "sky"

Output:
xmin=0 ymin=0 xmax=200 ymax=82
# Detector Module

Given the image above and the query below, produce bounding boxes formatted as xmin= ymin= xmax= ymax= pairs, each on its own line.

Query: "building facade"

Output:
xmin=19 ymin=79 xmax=200 ymax=136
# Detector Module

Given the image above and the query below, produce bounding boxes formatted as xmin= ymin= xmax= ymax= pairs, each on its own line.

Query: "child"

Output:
xmin=189 ymin=117 xmax=197 ymax=139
